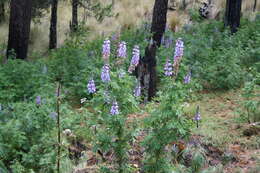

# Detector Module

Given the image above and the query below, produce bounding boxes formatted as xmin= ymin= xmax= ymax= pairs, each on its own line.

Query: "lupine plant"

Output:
xmin=89 ymin=70 xmax=138 ymax=173
xmin=164 ymin=59 xmax=173 ymax=76
xmin=84 ymin=39 xmax=139 ymax=173
xmin=194 ymin=106 xmax=201 ymax=128
xmin=101 ymin=64 xmax=111 ymax=83
xmin=102 ymin=38 xmax=111 ymax=62
xmin=142 ymin=79 xmax=192 ymax=173
xmin=87 ymin=79 xmax=96 ymax=94
xmin=241 ymin=70 xmax=260 ymax=123
xmin=184 ymin=70 xmax=192 ymax=84
xmin=117 ymin=41 xmax=127 ymax=58
xmin=142 ymin=38 xmax=192 ymax=173
xmin=128 ymin=45 xmax=140 ymax=73
xmin=173 ymin=38 xmax=184 ymax=77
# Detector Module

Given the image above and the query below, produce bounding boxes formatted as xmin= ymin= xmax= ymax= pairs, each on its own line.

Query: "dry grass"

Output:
xmin=0 ymin=0 xmax=259 ymax=54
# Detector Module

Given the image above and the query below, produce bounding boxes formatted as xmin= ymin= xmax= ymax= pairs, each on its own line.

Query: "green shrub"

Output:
xmin=142 ymin=79 xmax=192 ymax=173
xmin=0 ymin=59 xmax=48 ymax=103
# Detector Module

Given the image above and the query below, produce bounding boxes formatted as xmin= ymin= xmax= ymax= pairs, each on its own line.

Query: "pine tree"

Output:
xmin=71 ymin=0 xmax=78 ymax=32
xmin=49 ymin=0 xmax=58 ymax=49
xmin=253 ymin=0 xmax=257 ymax=12
xmin=7 ymin=0 xmax=33 ymax=59
xmin=140 ymin=0 xmax=169 ymax=101
xmin=224 ymin=0 xmax=242 ymax=34
xmin=0 ymin=0 xmax=5 ymax=23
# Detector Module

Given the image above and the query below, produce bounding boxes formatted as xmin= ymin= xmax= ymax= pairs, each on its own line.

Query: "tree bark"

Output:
xmin=0 ymin=1 xmax=5 ymax=23
xmin=224 ymin=0 xmax=242 ymax=34
xmin=139 ymin=0 xmax=168 ymax=101
xmin=71 ymin=0 xmax=78 ymax=32
xmin=7 ymin=0 xmax=33 ymax=59
xmin=253 ymin=0 xmax=257 ymax=12
xmin=49 ymin=0 xmax=58 ymax=49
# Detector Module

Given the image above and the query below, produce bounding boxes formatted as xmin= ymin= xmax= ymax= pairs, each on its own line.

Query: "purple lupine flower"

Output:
xmin=36 ymin=96 xmax=41 ymax=105
xmin=87 ymin=79 xmax=96 ymax=94
xmin=164 ymin=59 xmax=173 ymax=76
xmin=165 ymin=38 xmax=173 ymax=48
xmin=102 ymin=39 xmax=111 ymax=59
xmin=49 ymin=112 xmax=57 ymax=120
xmin=128 ymin=45 xmax=140 ymax=73
xmin=194 ymin=106 xmax=201 ymax=128
xmin=173 ymin=38 xmax=184 ymax=64
xmin=117 ymin=41 xmax=127 ymax=58
xmin=118 ymin=69 xmax=126 ymax=78
xmin=194 ymin=111 xmax=201 ymax=121
xmin=184 ymin=71 xmax=191 ymax=84
xmin=110 ymin=101 xmax=119 ymax=115
xmin=101 ymin=64 xmax=111 ymax=82
xmin=134 ymin=84 xmax=141 ymax=97
xmin=111 ymin=33 xmax=119 ymax=41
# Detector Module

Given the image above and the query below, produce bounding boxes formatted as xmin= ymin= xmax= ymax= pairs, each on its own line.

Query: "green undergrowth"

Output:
xmin=0 ymin=17 xmax=259 ymax=172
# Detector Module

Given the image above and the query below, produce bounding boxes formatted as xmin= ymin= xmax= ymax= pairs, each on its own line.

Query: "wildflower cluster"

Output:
xmin=164 ymin=59 xmax=173 ymax=76
xmin=110 ymin=101 xmax=119 ymax=115
xmin=133 ymin=83 xmax=141 ymax=97
xmin=101 ymin=64 xmax=111 ymax=83
xmin=117 ymin=41 xmax=127 ymax=58
xmin=194 ymin=106 xmax=201 ymax=121
xmin=36 ymin=96 xmax=41 ymax=105
xmin=173 ymin=38 xmax=184 ymax=64
xmin=184 ymin=70 xmax=192 ymax=84
xmin=87 ymin=79 xmax=96 ymax=94
xmin=102 ymin=38 xmax=111 ymax=61
xmin=128 ymin=45 xmax=140 ymax=73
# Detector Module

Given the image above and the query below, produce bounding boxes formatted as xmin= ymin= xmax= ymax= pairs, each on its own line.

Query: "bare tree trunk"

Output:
xmin=49 ymin=0 xmax=58 ymax=49
xmin=224 ymin=0 xmax=242 ymax=34
xmin=139 ymin=0 xmax=168 ymax=101
xmin=71 ymin=0 xmax=78 ymax=32
xmin=7 ymin=0 xmax=33 ymax=59
xmin=253 ymin=0 xmax=257 ymax=12
xmin=0 ymin=1 xmax=5 ymax=23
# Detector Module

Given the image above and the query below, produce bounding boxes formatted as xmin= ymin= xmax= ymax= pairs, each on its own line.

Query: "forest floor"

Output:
xmin=192 ymin=89 xmax=260 ymax=172
xmin=73 ymin=89 xmax=260 ymax=173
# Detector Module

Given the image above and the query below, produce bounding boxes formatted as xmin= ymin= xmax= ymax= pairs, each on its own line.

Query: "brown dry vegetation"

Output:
xmin=0 ymin=0 xmax=259 ymax=54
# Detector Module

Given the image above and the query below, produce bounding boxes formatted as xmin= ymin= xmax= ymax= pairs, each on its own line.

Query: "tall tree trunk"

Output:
xmin=49 ymin=0 xmax=58 ymax=49
xmin=7 ymin=0 xmax=33 ymax=59
xmin=224 ymin=0 xmax=242 ymax=34
xmin=71 ymin=0 xmax=78 ymax=32
xmin=0 ymin=1 xmax=5 ymax=23
xmin=253 ymin=0 xmax=257 ymax=12
xmin=139 ymin=0 xmax=168 ymax=101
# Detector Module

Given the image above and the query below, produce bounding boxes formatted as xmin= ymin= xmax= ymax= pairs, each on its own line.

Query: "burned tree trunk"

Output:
xmin=7 ymin=0 xmax=33 ymax=59
xmin=140 ymin=0 xmax=168 ymax=101
xmin=253 ymin=0 xmax=257 ymax=12
xmin=49 ymin=0 xmax=58 ymax=49
xmin=224 ymin=0 xmax=242 ymax=34
xmin=71 ymin=0 xmax=79 ymax=32
xmin=0 ymin=1 xmax=5 ymax=23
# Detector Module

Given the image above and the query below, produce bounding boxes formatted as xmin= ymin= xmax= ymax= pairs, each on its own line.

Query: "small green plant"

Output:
xmin=0 ymin=59 xmax=48 ymax=103
xmin=88 ymin=70 xmax=138 ymax=173
xmin=142 ymin=79 xmax=192 ymax=173
xmin=241 ymin=70 xmax=260 ymax=123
